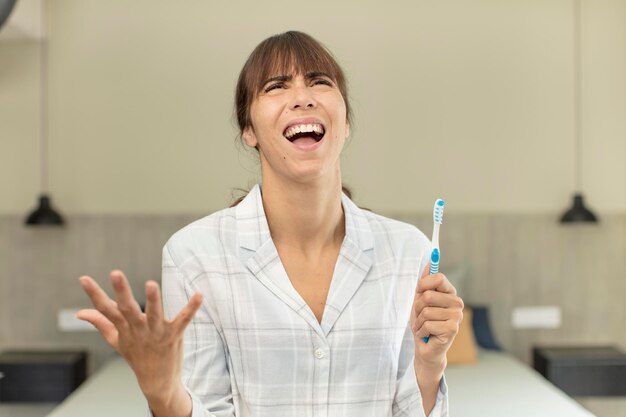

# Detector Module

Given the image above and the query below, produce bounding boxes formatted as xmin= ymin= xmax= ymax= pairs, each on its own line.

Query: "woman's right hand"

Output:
xmin=76 ymin=270 xmax=203 ymax=405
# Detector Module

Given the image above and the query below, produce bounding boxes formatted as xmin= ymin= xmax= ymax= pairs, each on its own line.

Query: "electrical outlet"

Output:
xmin=57 ymin=308 xmax=97 ymax=332
xmin=512 ymin=306 xmax=562 ymax=329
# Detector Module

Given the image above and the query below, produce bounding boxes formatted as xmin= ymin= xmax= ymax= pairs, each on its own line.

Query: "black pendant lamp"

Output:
xmin=560 ymin=0 xmax=597 ymax=224
xmin=25 ymin=0 xmax=64 ymax=226
xmin=0 ymin=0 xmax=17 ymax=29
xmin=561 ymin=194 xmax=597 ymax=223
xmin=26 ymin=194 xmax=64 ymax=225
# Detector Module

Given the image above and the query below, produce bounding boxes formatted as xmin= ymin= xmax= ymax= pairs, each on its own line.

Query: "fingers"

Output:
xmin=110 ymin=270 xmax=145 ymax=328
xmin=75 ymin=308 xmax=120 ymax=349
xmin=411 ymin=306 xmax=463 ymax=335
xmin=414 ymin=319 xmax=459 ymax=344
xmin=80 ymin=272 xmax=204 ymax=342
xmin=413 ymin=265 xmax=464 ymax=346
xmin=171 ymin=292 xmax=204 ymax=335
xmin=414 ymin=290 xmax=464 ymax=315
xmin=417 ymin=272 xmax=457 ymax=295
xmin=421 ymin=262 xmax=431 ymax=279
xmin=78 ymin=275 xmax=129 ymax=331
xmin=144 ymin=280 xmax=164 ymax=331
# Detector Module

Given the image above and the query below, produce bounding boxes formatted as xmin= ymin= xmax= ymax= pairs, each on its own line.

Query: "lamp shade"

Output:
xmin=560 ymin=193 xmax=598 ymax=223
xmin=0 ymin=0 xmax=17 ymax=29
xmin=25 ymin=194 xmax=65 ymax=226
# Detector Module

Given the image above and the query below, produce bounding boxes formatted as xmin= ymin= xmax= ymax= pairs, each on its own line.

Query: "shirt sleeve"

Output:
xmin=147 ymin=244 xmax=234 ymax=417
xmin=392 ymin=324 xmax=449 ymax=417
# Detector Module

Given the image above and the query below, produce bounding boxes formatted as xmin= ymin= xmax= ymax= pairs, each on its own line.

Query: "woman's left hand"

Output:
xmin=411 ymin=264 xmax=464 ymax=368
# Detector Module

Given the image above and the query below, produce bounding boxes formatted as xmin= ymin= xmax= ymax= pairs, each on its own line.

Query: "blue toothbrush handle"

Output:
xmin=423 ymin=248 xmax=440 ymax=343
xmin=429 ymin=248 xmax=440 ymax=275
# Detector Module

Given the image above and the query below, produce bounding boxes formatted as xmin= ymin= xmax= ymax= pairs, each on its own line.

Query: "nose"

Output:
xmin=289 ymin=84 xmax=317 ymax=110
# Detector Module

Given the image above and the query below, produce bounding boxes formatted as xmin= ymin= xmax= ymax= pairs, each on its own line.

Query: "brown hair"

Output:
xmin=235 ymin=30 xmax=352 ymax=133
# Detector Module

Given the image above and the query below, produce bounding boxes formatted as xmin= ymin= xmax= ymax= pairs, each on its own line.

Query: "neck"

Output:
xmin=260 ymin=171 xmax=345 ymax=257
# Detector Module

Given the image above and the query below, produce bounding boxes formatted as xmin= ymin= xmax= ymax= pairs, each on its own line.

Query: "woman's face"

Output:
xmin=243 ymin=70 xmax=349 ymax=184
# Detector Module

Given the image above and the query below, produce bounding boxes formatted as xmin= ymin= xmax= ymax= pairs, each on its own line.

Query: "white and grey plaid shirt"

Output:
xmin=153 ymin=184 xmax=448 ymax=417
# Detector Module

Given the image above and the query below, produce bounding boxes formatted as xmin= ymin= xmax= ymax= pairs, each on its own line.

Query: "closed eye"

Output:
xmin=312 ymin=79 xmax=333 ymax=87
xmin=264 ymin=82 xmax=285 ymax=93
xmin=262 ymin=78 xmax=333 ymax=93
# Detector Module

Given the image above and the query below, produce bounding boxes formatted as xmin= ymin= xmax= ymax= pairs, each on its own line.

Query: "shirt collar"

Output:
xmin=235 ymin=183 xmax=374 ymax=252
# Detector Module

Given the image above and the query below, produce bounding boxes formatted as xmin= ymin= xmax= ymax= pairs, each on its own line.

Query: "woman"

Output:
xmin=77 ymin=31 xmax=463 ymax=417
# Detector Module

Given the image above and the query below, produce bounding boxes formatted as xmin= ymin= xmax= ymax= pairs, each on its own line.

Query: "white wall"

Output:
xmin=1 ymin=0 xmax=625 ymax=214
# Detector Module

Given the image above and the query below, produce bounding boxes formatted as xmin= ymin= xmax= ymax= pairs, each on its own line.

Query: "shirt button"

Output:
xmin=314 ymin=348 xmax=325 ymax=359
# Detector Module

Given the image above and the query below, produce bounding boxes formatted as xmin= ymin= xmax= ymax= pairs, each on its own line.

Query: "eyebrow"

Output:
xmin=304 ymin=71 xmax=332 ymax=80
xmin=262 ymin=75 xmax=292 ymax=86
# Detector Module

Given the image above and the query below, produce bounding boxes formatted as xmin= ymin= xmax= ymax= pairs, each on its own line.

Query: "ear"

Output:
xmin=242 ymin=126 xmax=258 ymax=148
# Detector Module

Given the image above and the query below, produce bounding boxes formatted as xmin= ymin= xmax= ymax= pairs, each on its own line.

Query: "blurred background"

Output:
xmin=0 ymin=0 xmax=625 ymax=416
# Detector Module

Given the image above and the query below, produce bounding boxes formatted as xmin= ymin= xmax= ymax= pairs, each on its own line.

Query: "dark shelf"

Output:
xmin=0 ymin=350 xmax=87 ymax=403
xmin=533 ymin=346 xmax=626 ymax=396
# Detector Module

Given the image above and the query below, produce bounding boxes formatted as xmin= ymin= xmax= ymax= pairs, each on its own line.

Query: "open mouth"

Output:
xmin=283 ymin=123 xmax=325 ymax=144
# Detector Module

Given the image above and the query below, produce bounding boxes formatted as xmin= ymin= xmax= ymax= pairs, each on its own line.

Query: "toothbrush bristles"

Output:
xmin=433 ymin=199 xmax=445 ymax=224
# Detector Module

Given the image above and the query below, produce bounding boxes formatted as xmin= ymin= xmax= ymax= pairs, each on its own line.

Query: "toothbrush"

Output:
xmin=423 ymin=198 xmax=445 ymax=343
